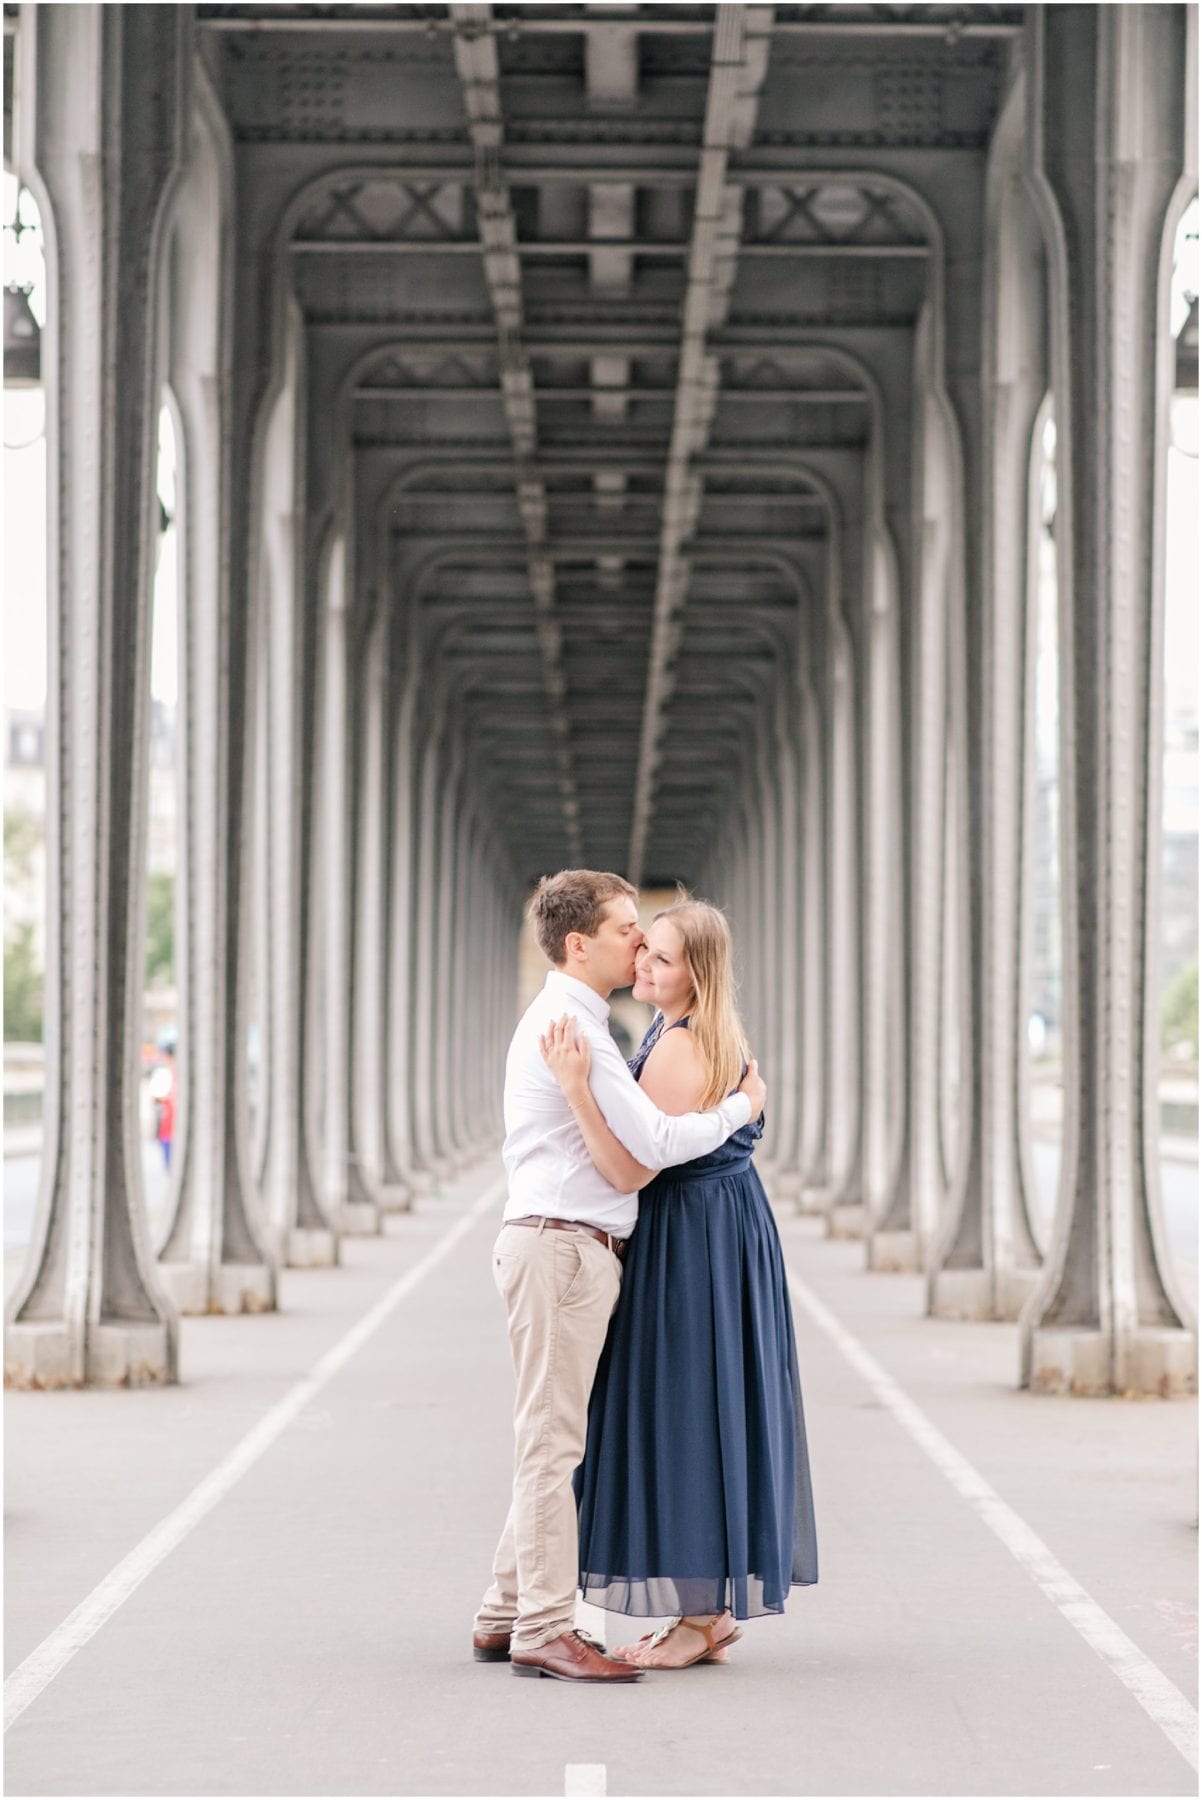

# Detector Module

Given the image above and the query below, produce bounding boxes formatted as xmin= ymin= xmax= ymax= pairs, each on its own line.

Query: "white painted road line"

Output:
xmin=785 ymin=1263 xmax=1200 ymax=1774
xmin=564 ymin=1764 xmax=607 ymax=1797
xmin=3 ymin=1174 xmax=507 ymax=1734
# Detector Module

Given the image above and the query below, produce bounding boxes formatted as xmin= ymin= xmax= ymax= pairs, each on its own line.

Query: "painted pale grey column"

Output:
xmin=410 ymin=723 xmax=445 ymax=1177
xmin=6 ymin=6 xmax=187 ymax=1387
xmin=767 ymin=692 xmax=804 ymax=1198
xmin=255 ymin=303 xmax=338 ymax=1269
xmin=465 ymin=824 xmax=492 ymax=1150
xmin=824 ymin=567 xmax=864 ymax=1220
xmin=385 ymin=638 xmax=420 ymax=1198
xmin=868 ymin=311 xmax=958 ymax=1274
xmin=454 ymin=813 xmax=486 ymax=1155
xmin=450 ymin=821 xmax=477 ymax=1155
xmin=478 ymin=841 xmax=502 ymax=1143
xmin=741 ymin=785 xmax=763 ymax=1055
xmin=432 ymin=741 xmax=466 ymax=1165
xmin=158 ymin=62 xmax=276 ymax=1317
xmin=797 ymin=661 xmax=828 ymax=1203
xmin=426 ymin=733 xmax=464 ymax=1167
xmin=352 ymin=605 xmax=407 ymax=1208
xmin=477 ymin=868 xmax=499 ymax=1141
xmin=1019 ymin=4 xmax=1196 ymax=1396
xmin=929 ymin=63 xmax=1045 ymax=1322
xmin=729 ymin=801 xmax=755 ymax=1050
xmin=318 ymin=533 xmax=378 ymax=1234
xmin=753 ymin=721 xmax=784 ymax=1170
xmin=853 ymin=459 xmax=907 ymax=1243
xmin=248 ymin=576 xmax=273 ymax=1193
xmin=496 ymin=875 xmax=520 ymax=1131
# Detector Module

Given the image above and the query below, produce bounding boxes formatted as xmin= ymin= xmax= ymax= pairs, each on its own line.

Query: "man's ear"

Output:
xmin=563 ymin=930 xmax=587 ymax=964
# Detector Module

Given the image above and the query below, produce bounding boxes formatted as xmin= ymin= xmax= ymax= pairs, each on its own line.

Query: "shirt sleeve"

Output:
xmin=582 ymin=1023 xmax=751 ymax=1167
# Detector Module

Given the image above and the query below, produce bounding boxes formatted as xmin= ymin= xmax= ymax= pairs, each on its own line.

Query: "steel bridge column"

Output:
xmin=767 ymin=695 xmax=804 ymax=1199
xmin=6 ymin=6 xmax=188 ymax=1386
xmin=797 ymin=662 xmax=828 ymax=1205
xmin=385 ymin=650 xmax=420 ymax=1198
xmin=866 ymin=309 xmax=956 ymax=1274
xmin=755 ymin=724 xmax=785 ymax=1172
xmin=928 ymin=67 xmax=1045 ymax=1323
xmin=447 ymin=809 xmax=474 ymax=1158
xmin=317 ymin=536 xmax=379 ymax=1235
xmin=350 ymin=605 xmax=406 ymax=1211
xmin=158 ymin=62 xmax=277 ymax=1317
xmin=1019 ymin=3 xmax=1196 ymax=1396
xmin=432 ymin=738 xmax=467 ymax=1167
xmin=825 ymin=592 xmax=864 ymax=1220
xmin=252 ymin=303 xmax=338 ymax=1269
xmin=857 ymin=515 xmax=907 ymax=1242
xmin=410 ymin=724 xmax=448 ymax=1179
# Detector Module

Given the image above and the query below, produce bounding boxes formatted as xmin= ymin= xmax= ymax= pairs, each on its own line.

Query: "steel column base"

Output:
xmin=867 ymin=1229 xmax=923 ymax=1273
xmin=334 ymin=1201 xmax=380 ymax=1236
xmin=1029 ymin=1327 xmax=1197 ymax=1399
xmin=827 ymin=1201 xmax=869 ymax=1240
xmin=285 ymin=1228 xmax=341 ymax=1268
xmin=996 ymin=1268 xmax=1041 ymax=1322
xmin=929 ymin=1267 xmax=1040 ymax=1321
xmin=6 ymin=1321 xmax=174 ymax=1390
xmin=159 ymin=1261 xmax=277 ymax=1316
xmin=797 ymin=1184 xmax=831 ymax=1217
xmin=375 ymin=1182 xmax=414 ymax=1214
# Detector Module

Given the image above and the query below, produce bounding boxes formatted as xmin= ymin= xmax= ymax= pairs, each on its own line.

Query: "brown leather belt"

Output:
xmin=507 ymin=1215 xmax=629 ymax=1259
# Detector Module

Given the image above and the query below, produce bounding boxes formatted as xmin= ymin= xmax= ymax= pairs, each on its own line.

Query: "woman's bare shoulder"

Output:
xmin=640 ymin=1025 xmax=707 ymax=1112
xmin=643 ymin=1025 xmax=705 ymax=1073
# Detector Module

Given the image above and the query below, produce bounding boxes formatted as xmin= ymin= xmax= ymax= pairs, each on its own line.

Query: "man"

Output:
xmin=473 ymin=869 xmax=767 ymax=1683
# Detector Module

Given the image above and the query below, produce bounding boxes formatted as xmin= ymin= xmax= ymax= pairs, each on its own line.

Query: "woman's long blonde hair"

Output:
xmin=656 ymin=900 xmax=750 ymax=1109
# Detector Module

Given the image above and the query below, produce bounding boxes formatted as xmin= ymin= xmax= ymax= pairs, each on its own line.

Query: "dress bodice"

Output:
xmin=630 ymin=1014 xmax=763 ymax=1181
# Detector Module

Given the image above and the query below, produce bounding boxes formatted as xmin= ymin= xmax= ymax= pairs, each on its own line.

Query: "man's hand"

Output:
xmin=739 ymin=1057 xmax=766 ymax=1121
xmin=539 ymin=1014 xmax=592 ymax=1102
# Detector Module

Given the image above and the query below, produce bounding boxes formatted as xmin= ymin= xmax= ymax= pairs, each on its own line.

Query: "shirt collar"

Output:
xmin=545 ymin=969 xmax=611 ymax=1024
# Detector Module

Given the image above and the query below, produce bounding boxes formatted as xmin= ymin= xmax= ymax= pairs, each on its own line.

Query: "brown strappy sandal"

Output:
xmin=616 ymin=1614 xmax=743 ymax=1668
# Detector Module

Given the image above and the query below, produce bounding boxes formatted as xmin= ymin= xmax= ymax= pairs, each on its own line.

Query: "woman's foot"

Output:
xmin=612 ymin=1613 xmax=740 ymax=1668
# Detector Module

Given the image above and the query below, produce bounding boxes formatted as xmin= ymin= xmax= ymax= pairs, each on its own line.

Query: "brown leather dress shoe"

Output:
xmin=472 ymin=1629 xmax=512 ymax=1663
xmin=511 ymin=1629 xmax=645 ymax=1682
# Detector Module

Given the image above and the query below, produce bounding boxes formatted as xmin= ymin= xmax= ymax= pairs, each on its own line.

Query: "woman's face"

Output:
xmin=632 ymin=918 xmax=694 ymax=1016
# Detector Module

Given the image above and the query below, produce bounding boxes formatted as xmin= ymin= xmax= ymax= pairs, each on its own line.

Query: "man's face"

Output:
xmin=580 ymin=895 xmax=645 ymax=994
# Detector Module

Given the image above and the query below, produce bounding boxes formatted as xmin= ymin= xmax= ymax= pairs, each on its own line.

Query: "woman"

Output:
xmin=539 ymin=899 xmax=817 ymax=1669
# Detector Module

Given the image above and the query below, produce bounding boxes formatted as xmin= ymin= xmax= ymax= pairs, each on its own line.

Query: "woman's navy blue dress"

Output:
xmin=575 ymin=1016 xmax=818 ymax=1619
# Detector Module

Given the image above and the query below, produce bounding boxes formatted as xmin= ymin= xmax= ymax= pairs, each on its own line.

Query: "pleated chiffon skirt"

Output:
xmin=575 ymin=1153 xmax=819 ymax=1619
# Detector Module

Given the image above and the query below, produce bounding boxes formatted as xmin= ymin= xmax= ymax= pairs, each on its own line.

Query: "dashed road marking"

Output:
xmin=565 ymin=1764 xmax=607 ymax=1796
xmin=3 ymin=1173 xmax=507 ymax=1734
xmin=785 ymin=1262 xmax=1199 ymax=1774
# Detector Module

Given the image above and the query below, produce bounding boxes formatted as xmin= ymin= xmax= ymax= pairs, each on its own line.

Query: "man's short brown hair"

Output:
xmin=529 ymin=868 xmax=638 ymax=966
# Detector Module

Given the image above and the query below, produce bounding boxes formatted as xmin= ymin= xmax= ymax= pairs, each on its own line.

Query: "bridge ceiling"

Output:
xmin=200 ymin=1 xmax=1018 ymax=886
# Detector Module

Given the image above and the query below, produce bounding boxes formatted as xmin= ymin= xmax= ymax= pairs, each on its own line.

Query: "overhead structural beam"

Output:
xmin=449 ymin=0 xmax=583 ymax=863
xmin=292 ymin=239 xmax=927 ymax=260
xmin=626 ymin=2 xmax=775 ymax=884
xmin=199 ymin=9 xmax=1020 ymax=36
xmin=356 ymin=385 xmax=870 ymax=403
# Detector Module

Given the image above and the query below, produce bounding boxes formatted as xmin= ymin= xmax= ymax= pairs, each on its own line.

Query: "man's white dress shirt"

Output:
xmin=501 ymin=970 xmax=752 ymax=1237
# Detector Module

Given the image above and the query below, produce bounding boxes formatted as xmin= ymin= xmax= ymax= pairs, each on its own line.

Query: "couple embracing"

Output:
xmin=472 ymin=869 xmax=818 ymax=1682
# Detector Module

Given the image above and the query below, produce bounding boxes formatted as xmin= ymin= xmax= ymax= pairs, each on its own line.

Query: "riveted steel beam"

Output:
xmin=199 ymin=7 xmax=1021 ymax=36
xmin=448 ymin=0 xmax=583 ymax=861
xmin=626 ymin=1 xmax=775 ymax=882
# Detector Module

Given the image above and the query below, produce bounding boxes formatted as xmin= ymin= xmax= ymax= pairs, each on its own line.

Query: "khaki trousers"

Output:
xmin=475 ymin=1220 xmax=622 ymax=1650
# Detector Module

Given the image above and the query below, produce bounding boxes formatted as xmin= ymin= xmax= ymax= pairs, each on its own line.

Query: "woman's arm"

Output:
xmin=540 ymin=1017 xmax=657 ymax=1192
